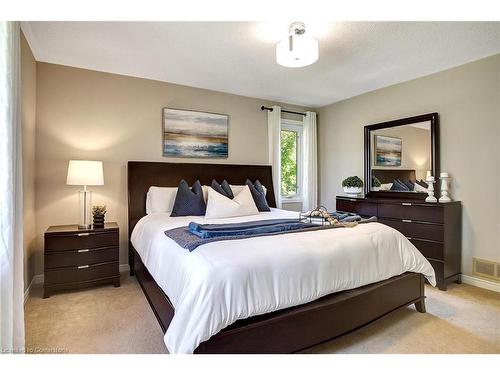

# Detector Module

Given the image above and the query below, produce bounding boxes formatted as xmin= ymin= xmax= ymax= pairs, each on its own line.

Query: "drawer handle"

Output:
xmin=77 ymin=233 xmax=91 ymax=237
xmin=349 ymin=199 xmax=356 ymax=202
xmin=402 ymin=219 xmax=412 ymax=223
xmin=402 ymin=203 xmax=412 ymax=206
xmin=406 ymin=236 xmax=413 ymax=240
xmin=78 ymin=249 xmax=90 ymax=253
xmin=78 ymin=265 xmax=89 ymax=269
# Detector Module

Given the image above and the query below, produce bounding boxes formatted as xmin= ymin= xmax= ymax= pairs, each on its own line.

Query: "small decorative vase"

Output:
xmin=343 ymin=186 xmax=362 ymax=198
xmin=93 ymin=214 xmax=105 ymax=228
xmin=425 ymin=176 xmax=437 ymax=203
xmin=439 ymin=172 xmax=452 ymax=203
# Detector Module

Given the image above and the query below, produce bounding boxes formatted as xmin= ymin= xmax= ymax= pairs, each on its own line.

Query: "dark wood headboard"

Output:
xmin=372 ymin=168 xmax=416 ymax=184
xmin=127 ymin=161 xmax=276 ymax=237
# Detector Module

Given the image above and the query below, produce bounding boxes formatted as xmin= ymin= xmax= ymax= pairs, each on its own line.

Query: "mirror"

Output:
xmin=364 ymin=113 xmax=439 ymax=198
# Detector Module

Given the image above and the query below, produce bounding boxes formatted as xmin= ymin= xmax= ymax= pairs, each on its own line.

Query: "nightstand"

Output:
xmin=43 ymin=222 xmax=120 ymax=298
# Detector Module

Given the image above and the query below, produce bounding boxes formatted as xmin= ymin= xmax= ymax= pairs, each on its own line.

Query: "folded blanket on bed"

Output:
xmin=188 ymin=219 xmax=309 ymax=239
xmin=165 ymin=216 xmax=378 ymax=251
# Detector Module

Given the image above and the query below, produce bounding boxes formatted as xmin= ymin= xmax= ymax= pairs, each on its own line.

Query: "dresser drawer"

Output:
xmin=44 ymin=262 xmax=119 ymax=285
xmin=427 ymin=258 xmax=444 ymax=280
xmin=408 ymin=238 xmax=444 ymax=260
xmin=45 ymin=246 xmax=119 ymax=269
xmin=336 ymin=199 xmax=377 ymax=216
xmin=379 ymin=218 xmax=444 ymax=242
xmin=45 ymin=231 xmax=118 ymax=252
xmin=336 ymin=199 xmax=358 ymax=213
xmin=378 ymin=203 xmax=443 ymax=223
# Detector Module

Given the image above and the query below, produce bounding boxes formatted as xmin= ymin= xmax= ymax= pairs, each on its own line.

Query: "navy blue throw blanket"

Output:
xmin=165 ymin=219 xmax=335 ymax=252
xmin=165 ymin=215 xmax=378 ymax=252
xmin=188 ymin=219 xmax=306 ymax=239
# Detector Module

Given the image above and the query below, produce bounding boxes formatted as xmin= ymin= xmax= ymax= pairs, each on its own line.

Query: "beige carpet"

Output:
xmin=25 ymin=274 xmax=500 ymax=354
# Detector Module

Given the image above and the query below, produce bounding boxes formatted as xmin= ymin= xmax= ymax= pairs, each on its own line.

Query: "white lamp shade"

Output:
xmin=276 ymin=34 xmax=319 ymax=68
xmin=67 ymin=160 xmax=104 ymax=186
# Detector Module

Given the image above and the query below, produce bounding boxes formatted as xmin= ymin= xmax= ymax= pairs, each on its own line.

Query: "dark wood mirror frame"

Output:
xmin=364 ymin=112 xmax=439 ymax=200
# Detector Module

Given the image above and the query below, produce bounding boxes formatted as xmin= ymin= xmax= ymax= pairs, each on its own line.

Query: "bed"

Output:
xmin=128 ymin=161 xmax=435 ymax=354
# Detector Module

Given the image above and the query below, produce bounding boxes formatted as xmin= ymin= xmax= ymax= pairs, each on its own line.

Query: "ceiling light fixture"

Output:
xmin=276 ymin=22 xmax=319 ymax=68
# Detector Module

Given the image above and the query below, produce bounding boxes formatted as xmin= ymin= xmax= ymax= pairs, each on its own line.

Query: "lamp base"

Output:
xmin=78 ymin=189 xmax=93 ymax=229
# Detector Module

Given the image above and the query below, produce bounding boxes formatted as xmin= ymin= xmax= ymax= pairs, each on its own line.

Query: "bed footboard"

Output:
xmin=131 ymin=244 xmax=426 ymax=353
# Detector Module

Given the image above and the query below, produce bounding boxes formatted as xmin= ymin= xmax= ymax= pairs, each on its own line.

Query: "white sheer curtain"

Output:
xmin=302 ymin=111 xmax=318 ymax=211
xmin=0 ymin=21 xmax=25 ymax=353
xmin=267 ymin=105 xmax=282 ymax=208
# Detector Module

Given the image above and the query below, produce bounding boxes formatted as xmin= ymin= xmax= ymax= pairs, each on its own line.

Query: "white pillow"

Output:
xmin=414 ymin=182 xmax=428 ymax=193
xmin=146 ymin=186 xmax=178 ymax=214
xmin=205 ymin=185 xmax=259 ymax=219
xmin=146 ymin=185 xmax=208 ymax=214
xmin=380 ymin=183 xmax=393 ymax=191
xmin=230 ymin=184 xmax=267 ymax=196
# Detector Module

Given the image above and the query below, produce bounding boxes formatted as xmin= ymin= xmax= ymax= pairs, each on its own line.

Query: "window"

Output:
xmin=280 ymin=120 xmax=303 ymax=200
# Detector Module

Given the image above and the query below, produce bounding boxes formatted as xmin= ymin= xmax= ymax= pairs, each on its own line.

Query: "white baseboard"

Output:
xmin=461 ymin=274 xmax=500 ymax=293
xmin=33 ymin=273 xmax=44 ymax=284
xmin=24 ymin=263 xmax=131 ymax=304
xmin=119 ymin=264 xmax=130 ymax=273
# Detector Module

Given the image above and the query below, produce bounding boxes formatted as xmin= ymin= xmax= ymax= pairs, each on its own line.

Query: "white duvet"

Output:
xmin=131 ymin=208 xmax=436 ymax=354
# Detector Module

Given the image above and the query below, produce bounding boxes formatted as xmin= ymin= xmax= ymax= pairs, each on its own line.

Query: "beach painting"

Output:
xmin=163 ymin=108 xmax=228 ymax=158
xmin=375 ymin=135 xmax=402 ymax=166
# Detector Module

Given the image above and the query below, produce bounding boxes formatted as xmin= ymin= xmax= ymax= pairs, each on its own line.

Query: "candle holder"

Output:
xmin=425 ymin=176 xmax=437 ymax=203
xmin=439 ymin=173 xmax=452 ymax=203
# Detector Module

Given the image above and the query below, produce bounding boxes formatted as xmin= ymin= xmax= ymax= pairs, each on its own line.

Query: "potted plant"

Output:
xmin=372 ymin=176 xmax=381 ymax=191
xmin=342 ymin=176 xmax=364 ymax=197
xmin=92 ymin=205 xmax=107 ymax=228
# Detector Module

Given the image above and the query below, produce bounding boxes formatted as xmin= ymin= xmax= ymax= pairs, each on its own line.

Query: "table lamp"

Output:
xmin=66 ymin=160 xmax=104 ymax=229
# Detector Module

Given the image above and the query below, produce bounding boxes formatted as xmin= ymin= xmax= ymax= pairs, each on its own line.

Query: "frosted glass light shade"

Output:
xmin=67 ymin=160 xmax=104 ymax=186
xmin=276 ymin=34 xmax=319 ymax=68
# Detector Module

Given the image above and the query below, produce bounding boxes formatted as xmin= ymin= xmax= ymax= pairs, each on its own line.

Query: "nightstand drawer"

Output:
xmin=44 ymin=262 xmax=119 ymax=285
xmin=379 ymin=218 xmax=444 ymax=242
xmin=45 ymin=246 xmax=119 ymax=269
xmin=45 ymin=231 xmax=118 ymax=252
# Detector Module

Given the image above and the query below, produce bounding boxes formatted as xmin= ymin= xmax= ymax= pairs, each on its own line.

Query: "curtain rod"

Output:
xmin=261 ymin=106 xmax=306 ymax=117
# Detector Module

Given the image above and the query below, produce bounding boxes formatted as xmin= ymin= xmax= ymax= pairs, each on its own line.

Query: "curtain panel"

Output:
xmin=0 ymin=21 xmax=25 ymax=353
xmin=267 ymin=105 xmax=282 ymax=208
xmin=302 ymin=112 xmax=318 ymax=211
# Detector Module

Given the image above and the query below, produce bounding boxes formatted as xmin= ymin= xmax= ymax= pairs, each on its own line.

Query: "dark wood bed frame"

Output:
xmin=127 ymin=161 xmax=427 ymax=353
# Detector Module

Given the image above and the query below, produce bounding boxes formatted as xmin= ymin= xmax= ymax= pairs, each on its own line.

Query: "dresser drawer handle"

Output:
xmin=77 ymin=233 xmax=91 ymax=237
xmin=78 ymin=265 xmax=89 ymax=269
xmin=402 ymin=203 xmax=412 ymax=206
xmin=402 ymin=219 xmax=412 ymax=223
xmin=78 ymin=249 xmax=90 ymax=253
xmin=349 ymin=199 xmax=356 ymax=202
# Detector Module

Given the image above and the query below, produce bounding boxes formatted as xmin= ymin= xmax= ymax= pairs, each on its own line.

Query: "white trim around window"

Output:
xmin=280 ymin=119 xmax=303 ymax=203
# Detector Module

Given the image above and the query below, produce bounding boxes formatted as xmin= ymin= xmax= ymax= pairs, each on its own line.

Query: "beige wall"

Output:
xmin=34 ymin=63 xmax=309 ymax=275
xmin=21 ymin=32 xmax=37 ymax=290
xmin=318 ymin=54 xmax=500 ymax=277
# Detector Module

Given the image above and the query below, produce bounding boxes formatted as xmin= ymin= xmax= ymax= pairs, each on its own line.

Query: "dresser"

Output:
xmin=336 ymin=196 xmax=462 ymax=291
xmin=44 ymin=223 xmax=120 ymax=298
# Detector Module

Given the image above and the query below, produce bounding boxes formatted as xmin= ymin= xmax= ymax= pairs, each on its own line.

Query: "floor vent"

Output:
xmin=473 ymin=258 xmax=500 ymax=281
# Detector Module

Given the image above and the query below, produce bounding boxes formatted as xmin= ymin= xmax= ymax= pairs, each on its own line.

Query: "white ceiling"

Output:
xmin=22 ymin=21 xmax=500 ymax=107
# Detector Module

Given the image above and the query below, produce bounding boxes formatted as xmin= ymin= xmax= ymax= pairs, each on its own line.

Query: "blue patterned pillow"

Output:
xmin=390 ymin=179 xmax=410 ymax=191
xmin=246 ymin=179 xmax=271 ymax=212
xmin=170 ymin=180 xmax=206 ymax=216
xmin=403 ymin=180 xmax=415 ymax=191
xmin=211 ymin=179 xmax=234 ymax=199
